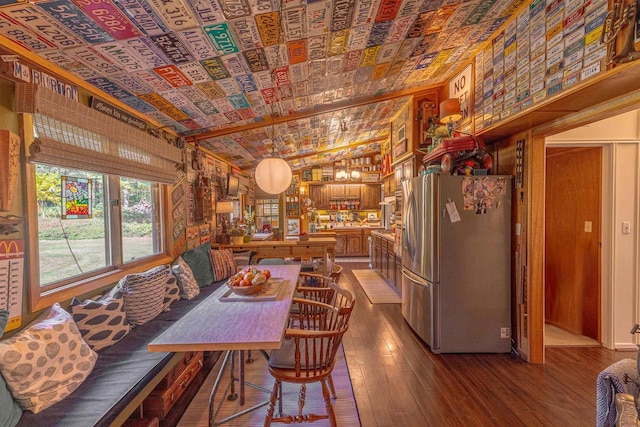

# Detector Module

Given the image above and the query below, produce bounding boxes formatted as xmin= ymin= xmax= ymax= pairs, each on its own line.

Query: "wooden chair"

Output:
xmin=329 ymin=264 xmax=343 ymax=283
xmin=264 ymin=294 xmax=355 ymax=426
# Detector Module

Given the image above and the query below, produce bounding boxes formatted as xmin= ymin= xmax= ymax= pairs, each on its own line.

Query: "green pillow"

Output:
xmin=0 ymin=310 xmax=23 ymax=427
xmin=181 ymin=242 xmax=214 ymax=287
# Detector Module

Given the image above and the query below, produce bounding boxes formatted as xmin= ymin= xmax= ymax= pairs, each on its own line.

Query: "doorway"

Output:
xmin=544 ymin=147 xmax=602 ymax=346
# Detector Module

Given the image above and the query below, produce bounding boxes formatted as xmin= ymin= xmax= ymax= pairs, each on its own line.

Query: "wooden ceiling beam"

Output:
xmin=285 ymin=136 xmax=387 ymax=162
xmin=187 ymin=83 xmax=441 ymax=142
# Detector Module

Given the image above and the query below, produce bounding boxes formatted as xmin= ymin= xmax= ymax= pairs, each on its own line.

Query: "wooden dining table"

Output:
xmin=148 ymin=264 xmax=302 ymax=426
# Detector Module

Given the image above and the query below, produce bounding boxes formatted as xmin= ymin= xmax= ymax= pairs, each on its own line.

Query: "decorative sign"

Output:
xmin=91 ymin=97 xmax=148 ymax=131
xmin=61 ymin=176 xmax=92 ymax=219
xmin=449 ymin=63 xmax=472 ymax=126
xmin=0 ymin=239 xmax=24 ymax=332
xmin=0 ymin=130 xmax=19 ymax=211
xmin=393 ymin=138 xmax=407 ymax=158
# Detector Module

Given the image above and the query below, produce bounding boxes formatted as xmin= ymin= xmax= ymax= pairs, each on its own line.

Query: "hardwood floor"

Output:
xmin=339 ymin=261 xmax=633 ymax=427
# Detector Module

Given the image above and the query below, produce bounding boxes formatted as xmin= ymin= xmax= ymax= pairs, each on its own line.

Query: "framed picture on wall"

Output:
xmin=287 ymin=218 xmax=300 ymax=236
xmin=397 ymin=124 xmax=405 ymax=141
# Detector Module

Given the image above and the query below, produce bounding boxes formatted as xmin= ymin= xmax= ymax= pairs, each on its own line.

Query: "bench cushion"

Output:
xmin=14 ymin=283 xmax=222 ymax=427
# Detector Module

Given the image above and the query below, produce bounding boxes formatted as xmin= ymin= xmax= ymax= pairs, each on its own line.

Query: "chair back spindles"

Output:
xmin=265 ymin=283 xmax=355 ymax=426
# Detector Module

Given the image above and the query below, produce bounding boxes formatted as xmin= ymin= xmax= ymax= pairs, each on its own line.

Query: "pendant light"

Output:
xmin=255 ymin=152 xmax=292 ymax=194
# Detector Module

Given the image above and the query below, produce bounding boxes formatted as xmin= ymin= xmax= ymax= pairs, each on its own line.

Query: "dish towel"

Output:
xmin=596 ymin=358 xmax=638 ymax=427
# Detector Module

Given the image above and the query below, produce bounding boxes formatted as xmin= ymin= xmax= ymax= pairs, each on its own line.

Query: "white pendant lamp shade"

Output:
xmin=255 ymin=157 xmax=292 ymax=194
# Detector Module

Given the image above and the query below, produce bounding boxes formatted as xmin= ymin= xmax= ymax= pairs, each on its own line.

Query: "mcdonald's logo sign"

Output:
xmin=0 ymin=240 xmax=24 ymax=260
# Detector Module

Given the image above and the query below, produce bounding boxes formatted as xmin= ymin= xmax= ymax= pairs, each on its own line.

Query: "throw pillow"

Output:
xmin=0 ymin=310 xmax=23 ymax=426
xmin=0 ymin=303 xmax=97 ymax=414
xmin=162 ymin=268 xmax=180 ymax=310
xmin=232 ymin=250 xmax=252 ymax=271
xmin=181 ymin=242 xmax=214 ymax=287
xmin=68 ymin=287 xmax=131 ymax=352
xmin=210 ymin=248 xmax=236 ymax=281
xmin=118 ymin=265 xmax=170 ymax=326
xmin=172 ymin=257 xmax=200 ymax=300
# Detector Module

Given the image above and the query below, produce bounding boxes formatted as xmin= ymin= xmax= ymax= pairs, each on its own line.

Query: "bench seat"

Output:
xmin=15 ymin=282 xmax=223 ymax=427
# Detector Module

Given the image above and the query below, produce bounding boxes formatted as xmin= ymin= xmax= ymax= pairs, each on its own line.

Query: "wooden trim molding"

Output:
xmin=527 ymin=133 xmax=546 ymax=364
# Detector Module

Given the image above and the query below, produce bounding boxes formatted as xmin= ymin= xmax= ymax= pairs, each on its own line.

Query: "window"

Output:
xmin=256 ymin=198 xmax=279 ymax=232
xmin=17 ymin=85 xmax=179 ymax=311
xmin=120 ymin=177 xmax=162 ymax=262
xmin=32 ymin=164 xmax=165 ymax=299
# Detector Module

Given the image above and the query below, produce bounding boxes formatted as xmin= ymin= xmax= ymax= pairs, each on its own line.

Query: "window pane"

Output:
xmin=36 ymin=164 xmax=108 ymax=286
xmin=120 ymin=178 xmax=162 ymax=262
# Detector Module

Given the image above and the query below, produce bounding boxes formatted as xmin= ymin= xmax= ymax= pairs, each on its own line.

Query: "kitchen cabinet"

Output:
xmin=361 ymin=184 xmax=381 ymax=209
xmin=394 ymin=157 xmax=415 ymax=191
xmin=371 ymin=232 xmax=401 ymax=292
xmin=309 ymin=185 xmax=330 ymax=209
xmin=372 ymin=234 xmax=381 ymax=270
xmin=335 ymin=233 xmax=346 ymax=256
xmin=395 ymin=256 xmax=403 ymax=296
xmin=332 ymin=228 xmax=379 ymax=256
xmin=346 ymin=232 xmax=363 ymax=256
xmin=383 ymin=174 xmax=395 ymax=198
xmin=381 ymin=238 xmax=389 ymax=279
xmin=345 ymin=184 xmax=360 ymax=199
xmin=329 ymin=184 xmax=360 ymax=199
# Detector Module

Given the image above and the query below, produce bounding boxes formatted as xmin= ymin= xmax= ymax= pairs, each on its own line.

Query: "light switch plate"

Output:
xmin=623 ymin=221 xmax=631 ymax=235
xmin=584 ymin=221 xmax=592 ymax=233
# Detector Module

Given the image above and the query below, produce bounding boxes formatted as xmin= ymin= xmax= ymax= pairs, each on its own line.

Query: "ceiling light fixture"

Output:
xmin=254 ymin=1 xmax=292 ymax=195
xmin=335 ymin=147 xmax=361 ymax=182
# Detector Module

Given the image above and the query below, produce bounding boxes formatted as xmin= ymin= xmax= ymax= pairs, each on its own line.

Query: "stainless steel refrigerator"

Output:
xmin=401 ymin=174 xmax=512 ymax=353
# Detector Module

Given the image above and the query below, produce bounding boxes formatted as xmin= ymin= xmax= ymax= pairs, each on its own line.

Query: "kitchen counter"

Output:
xmin=318 ymin=225 xmax=384 ymax=230
xmin=371 ymin=229 xmax=396 ymax=241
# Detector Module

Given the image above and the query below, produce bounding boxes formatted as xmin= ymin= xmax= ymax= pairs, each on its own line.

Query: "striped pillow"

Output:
xmin=69 ymin=287 xmax=131 ymax=352
xmin=117 ymin=265 xmax=170 ymax=326
xmin=172 ymin=257 xmax=201 ymax=300
xmin=210 ymin=248 xmax=237 ymax=282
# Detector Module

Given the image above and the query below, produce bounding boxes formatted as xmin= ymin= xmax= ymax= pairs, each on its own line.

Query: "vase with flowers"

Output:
xmin=229 ymin=226 xmax=245 ymax=245
xmin=243 ymin=208 xmax=255 ymax=235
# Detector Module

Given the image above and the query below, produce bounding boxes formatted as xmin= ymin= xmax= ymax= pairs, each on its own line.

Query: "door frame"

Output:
xmin=544 ymin=141 xmax=613 ymax=349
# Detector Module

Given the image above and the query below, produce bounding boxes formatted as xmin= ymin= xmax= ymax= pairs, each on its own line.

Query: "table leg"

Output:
xmin=239 ymin=350 xmax=245 ymax=405
xmin=208 ymin=349 xmax=274 ymax=427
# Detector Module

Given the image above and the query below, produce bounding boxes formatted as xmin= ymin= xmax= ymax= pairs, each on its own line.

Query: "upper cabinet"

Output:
xmin=309 ymin=185 xmax=330 ymax=210
xmin=330 ymin=184 xmax=360 ymax=199
xmin=361 ymin=185 xmax=381 ymax=209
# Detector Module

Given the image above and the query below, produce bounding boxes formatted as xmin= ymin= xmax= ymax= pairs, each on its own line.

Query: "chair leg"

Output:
xmin=297 ymin=384 xmax=307 ymax=420
xmin=321 ymin=379 xmax=337 ymax=427
xmin=327 ymin=374 xmax=337 ymax=399
xmin=264 ymin=380 xmax=280 ymax=427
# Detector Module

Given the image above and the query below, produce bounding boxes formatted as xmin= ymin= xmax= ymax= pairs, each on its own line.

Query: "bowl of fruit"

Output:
xmin=226 ymin=267 xmax=272 ymax=296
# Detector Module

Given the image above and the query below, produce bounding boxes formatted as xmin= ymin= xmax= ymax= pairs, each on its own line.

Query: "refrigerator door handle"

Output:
xmin=401 ymin=268 xmax=429 ymax=287
xmin=404 ymin=190 xmax=416 ymax=260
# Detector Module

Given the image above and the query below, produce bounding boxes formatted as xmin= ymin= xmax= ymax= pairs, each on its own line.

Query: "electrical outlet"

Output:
xmin=500 ymin=327 xmax=510 ymax=339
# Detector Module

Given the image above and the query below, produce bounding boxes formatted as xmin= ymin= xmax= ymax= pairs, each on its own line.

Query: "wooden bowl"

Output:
xmin=227 ymin=280 xmax=266 ymax=296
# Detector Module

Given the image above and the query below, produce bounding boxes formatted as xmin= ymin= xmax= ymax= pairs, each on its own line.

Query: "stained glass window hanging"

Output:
xmin=61 ymin=176 xmax=92 ymax=219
